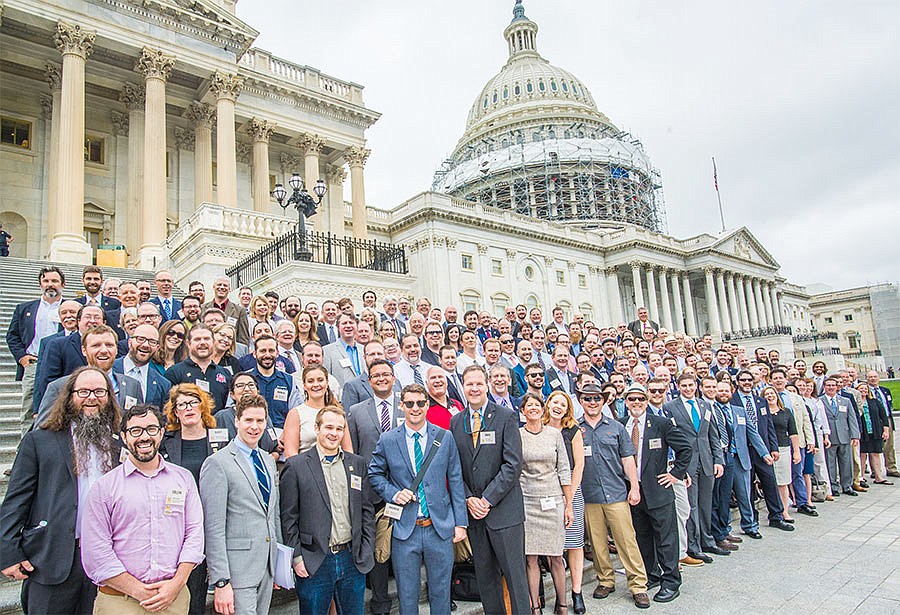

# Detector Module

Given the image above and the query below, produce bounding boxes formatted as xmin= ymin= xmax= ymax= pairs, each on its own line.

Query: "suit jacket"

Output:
xmin=783 ymin=391 xmax=815 ymax=448
xmin=623 ymin=412 xmax=692 ymax=509
xmin=723 ymin=403 xmax=770 ymax=471
xmin=420 ymin=345 xmax=442 ymax=367
xmin=820 ymin=394 xmax=861 ymax=445
xmin=160 ymin=430 xmax=216 ymax=467
xmin=341 ymin=374 xmax=401 ymax=409
xmin=32 ymin=332 xmax=86 ymax=415
xmin=731 ymin=391 xmax=778 ymax=453
xmin=6 ymin=299 xmax=45 ymax=380
xmin=627 ymin=318 xmax=660 ymax=337
xmin=213 ymin=409 xmax=279 ymax=454
xmin=322 ymin=340 xmax=361 ymax=388
xmin=378 ymin=313 xmax=407 ymax=336
xmin=203 ymin=300 xmax=250 ymax=347
xmin=280 ymin=448 xmax=375 ymax=577
xmin=35 ymin=371 xmax=143 ymax=428
xmin=664 ymin=397 xmax=723 ymax=477
xmin=148 ymin=296 xmax=182 ymax=324
xmin=199 ymin=440 xmax=282 ymax=590
xmin=76 ymin=294 xmax=121 ymax=313
xmin=449 ymin=401 xmax=524 ymax=530
xmin=347 ymin=394 xmax=403 ymax=462
xmin=488 ymin=392 xmax=521 ymax=413
xmin=544 ymin=367 xmax=577 ymax=396
xmin=476 ymin=326 xmax=499 ymax=344
xmin=113 ymin=358 xmax=172 ymax=410
xmin=0 ymin=428 xmax=121 ymax=584
xmin=875 ymin=385 xmax=895 ymax=429
xmin=369 ymin=423 xmax=468 ymax=541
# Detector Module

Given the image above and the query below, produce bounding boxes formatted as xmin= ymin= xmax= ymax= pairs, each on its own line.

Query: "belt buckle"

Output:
xmin=329 ymin=543 xmax=344 ymax=554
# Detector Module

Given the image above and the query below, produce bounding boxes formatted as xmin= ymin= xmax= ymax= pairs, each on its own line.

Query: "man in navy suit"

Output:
xmin=545 ymin=345 xmax=577 ymax=397
xmin=74 ymin=266 xmax=121 ymax=318
xmin=867 ymin=370 xmax=899 ymax=477
xmin=113 ymin=324 xmax=172 ymax=410
xmin=709 ymin=348 xmax=737 ymax=378
xmin=369 ymin=384 xmax=468 ymax=614
xmin=475 ymin=311 xmax=499 ymax=345
xmin=487 ymin=364 xmax=521 ymax=413
xmin=147 ymin=270 xmax=182 ymax=324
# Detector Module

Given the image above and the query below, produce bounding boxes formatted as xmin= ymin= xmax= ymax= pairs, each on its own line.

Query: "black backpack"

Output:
xmin=450 ymin=559 xmax=481 ymax=602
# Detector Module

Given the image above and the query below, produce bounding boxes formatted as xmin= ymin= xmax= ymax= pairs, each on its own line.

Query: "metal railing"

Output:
xmin=792 ymin=332 xmax=839 ymax=343
xmin=722 ymin=325 xmax=794 ymax=341
xmin=226 ymin=229 xmax=408 ymax=288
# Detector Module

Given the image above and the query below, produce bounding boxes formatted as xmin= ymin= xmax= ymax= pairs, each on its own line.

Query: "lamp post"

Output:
xmin=272 ymin=172 xmax=327 ymax=261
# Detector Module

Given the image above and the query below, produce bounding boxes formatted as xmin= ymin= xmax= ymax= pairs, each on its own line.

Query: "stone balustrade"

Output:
xmin=239 ymin=48 xmax=363 ymax=103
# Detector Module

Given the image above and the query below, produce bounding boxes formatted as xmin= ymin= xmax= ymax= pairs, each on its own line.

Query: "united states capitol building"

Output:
xmin=1 ymin=0 xmax=897 ymax=371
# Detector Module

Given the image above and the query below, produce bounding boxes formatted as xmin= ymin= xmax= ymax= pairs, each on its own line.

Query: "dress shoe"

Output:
xmin=653 ymin=587 xmax=680 ymax=603
xmin=687 ymin=551 xmax=714 ymax=563
xmin=679 ymin=555 xmax=705 ymax=567
xmin=886 ymin=470 xmax=900 ymax=478
xmin=572 ymin=591 xmax=586 ymax=615
xmin=743 ymin=530 xmax=763 ymax=539
xmin=701 ymin=545 xmax=731 ymax=556
xmin=797 ymin=504 xmax=819 ymax=516
xmin=593 ymin=585 xmax=615 ymax=599
xmin=852 ymin=484 xmax=867 ymax=492
xmin=726 ymin=534 xmax=743 ymax=543
xmin=768 ymin=520 xmax=795 ymax=531
xmin=843 ymin=489 xmax=859 ymax=496
xmin=860 ymin=480 xmax=870 ymax=488
xmin=716 ymin=540 xmax=739 ymax=551
xmin=632 ymin=592 xmax=651 ymax=609
xmin=647 ymin=579 xmax=661 ymax=590
xmin=451 ymin=600 xmax=457 ymax=611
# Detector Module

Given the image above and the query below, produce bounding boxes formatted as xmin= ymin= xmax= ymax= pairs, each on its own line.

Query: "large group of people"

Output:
xmin=2 ymin=264 xmax=896 ymax=615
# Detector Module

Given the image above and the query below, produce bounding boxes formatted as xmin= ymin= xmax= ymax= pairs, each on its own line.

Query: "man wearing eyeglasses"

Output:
xmin=113 ymin=324 xmax=172 ymax=410
xmin=82 ymin=404 xmax=203 ymax=615
xmin=1 ymin=366 xmax=123 ymax=615
xmin=369 ymin=384 xmax=468 ymax=614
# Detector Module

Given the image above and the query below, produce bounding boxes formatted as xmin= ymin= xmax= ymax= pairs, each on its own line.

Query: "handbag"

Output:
xmin=373 ymin=430 xmax=446 ymax=563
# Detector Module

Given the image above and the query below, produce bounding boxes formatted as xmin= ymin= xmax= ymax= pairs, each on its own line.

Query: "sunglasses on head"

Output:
xmin=402 ymin=400 xmax=428 ymax=409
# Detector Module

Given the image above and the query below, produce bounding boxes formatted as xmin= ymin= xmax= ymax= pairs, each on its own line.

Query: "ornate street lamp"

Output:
xmin=272 ymin=172 xmax=327 ymax=261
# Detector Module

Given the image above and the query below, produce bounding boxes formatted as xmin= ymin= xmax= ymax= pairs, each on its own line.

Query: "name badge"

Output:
xmin=583 ymin=445 xmax=592 ymax=457
xmin=209 ymin=428 xmax=229 ymax=443
xmin=540 ymin=496 xmax=557 ymax=511
xmin=340 ymin=358 xmax=352 ymax=368
xmin=227 ymin=317 xmax=237 ymax=327
xmin=704 ymin=410 xmax=712 ymax=422
xmin=480 ymin=431 xmax=496 ymax=445
xmin=839 ymin=406 xmax=847 ymax=413
xmin=649 ymin=438 xmax=662 ymax=450
xmin=119 ymin=448 xmax=129 ymax=463
xmin=196 ymin=379 xmax=210 ymax=392
xmin=384 ymin=503 xmax=403 ymax=520
xmin=397 ymin=417 xmax=405 ymax=427
xmin=550 ymin=379 xmax=561 ymax=388
xmin=760 ymin=408 xmax=768 ymax=415
xmin=124 ymin=395 xmax=137 ymax=410
xmin=166 ymin=489 xmax=186 ymax=507
xmin=737 ymin=416 xmax=746 ymax=425
xmin=267 ymin=428 xmax=278 ymax=441
xmin=273 ymin=386 xmax=288 ymax=402
xmin=350 ymin=475 xmax=362 ymax=491
xmin=177 ymin=309 xmax=185 ymax=319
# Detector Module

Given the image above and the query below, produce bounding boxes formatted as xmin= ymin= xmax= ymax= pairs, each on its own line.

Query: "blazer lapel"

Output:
xmin=473 ymin=406 xmax=496 ymax=460
xmin=394 ymin=429 xmax=415 ymax=477
xmin=57 ymin=430 xmax=76 ymax=483
xmin=306 ymin=451 xmax=331 ymax=510
xmin=229 ymin=443 xmax=265 ymax=509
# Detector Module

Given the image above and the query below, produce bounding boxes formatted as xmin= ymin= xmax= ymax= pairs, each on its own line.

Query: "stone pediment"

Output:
xmin=710 ymin=228 xmax=779 ymax=268
xmin=124 ymin=0 xmax=259 ymax=54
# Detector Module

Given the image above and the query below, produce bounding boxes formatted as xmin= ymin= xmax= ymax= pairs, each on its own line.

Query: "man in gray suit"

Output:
xmin=200 ymin=394 xmax=282 ymax=615
xmin=663 ymin=372 xmax=726 ymax=562
xmin=35 ymin=325 xmax=143 ymax=426
xmin=821 ymin=376 xmax=861 ymax=496
xmin=341 ymin=341 xmax=400 ymax=408
xmin=322 ymin=312 xmax=362 ymax=388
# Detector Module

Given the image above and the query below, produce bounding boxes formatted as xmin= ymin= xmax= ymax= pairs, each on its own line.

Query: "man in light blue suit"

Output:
xmin=369 ymin=384 xmax=468 ymax=615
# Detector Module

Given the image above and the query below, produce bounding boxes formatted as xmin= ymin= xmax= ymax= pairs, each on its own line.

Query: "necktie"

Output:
xmin=535 ymin=352 xmax=546 ymax=369
xmin=413 ymin=433 xmax=429 ymax=518
xmin=163 ymin=298 xmax=171 ymax=320
xmin=631 ymin=419 xmax=641 ymax=454
xmin=500 ymin=397 xmax=510 ymax=408
xmin=129 ymin=366 xmax=146 ymax=397
xmin=380 ymin=400 xmax=391 ymax=433
xmin=347 ymin=345 xmax=360 ymax=375
xmin=250 ymin=448 xmax=270 ymax=505
xmin=744 ymin=395 xmax=757 ymax=428
xmin=688 ymin=399 xmax=701 ymax=431
xmin=412 ymin=364 xmax=423 ymax=386
xmin=471 ymin=411 xmax=481 ymax=447
xmin=715 ymin=403 xmax=729 ymax=450
xmin=329 ymin=326 xmax=336 ymax=344
xmin=830 ymin=398 xmax=837 ymax=414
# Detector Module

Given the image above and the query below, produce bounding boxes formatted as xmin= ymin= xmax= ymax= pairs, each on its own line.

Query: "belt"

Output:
xmin=329 ymin=542 xmax=350 ymax=554
xmin=415 ymin=517 xmax=432 ymax=527
xmin=98 ymin=586 xmax=125 ymax=597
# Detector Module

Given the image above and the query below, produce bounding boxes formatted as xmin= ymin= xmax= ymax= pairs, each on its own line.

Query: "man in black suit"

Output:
xmin=280 ymin=405 xmax=375 ymax=614
xmin=449 ymin=365 xmax=529 ymax=615
xmin=317 ymin=300 xmax=341 ymax=345
xmin=663 ymin=372 xmax=727 ymax=561
xmin=622 ymin=383 xmax=692 ymax=603
xmin=420 ymin=320 xmax=445 ymax=366
xmin=627 ymin=307 xmax=659 ymax=338
xmin=0 ymin=366 xmax=122 ymax=615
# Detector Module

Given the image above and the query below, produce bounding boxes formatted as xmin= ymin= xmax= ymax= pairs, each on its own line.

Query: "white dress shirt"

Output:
xmin=26 ymin=298 xmax=61 ymax=356
xmin=122 ymin=355 xmax=148 ymax=398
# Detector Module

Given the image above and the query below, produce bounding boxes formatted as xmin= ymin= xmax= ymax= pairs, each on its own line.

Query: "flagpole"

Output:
xmin=712 ymin=156 xmax=725 ymax=232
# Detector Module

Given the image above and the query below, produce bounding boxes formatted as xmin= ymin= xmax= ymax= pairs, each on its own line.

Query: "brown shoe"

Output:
xmin=632 ymin=593 xmax=651 ymax=609
xmin=852 ymin=484 xmax=867 ymax=492
xmin=825 ymin=495 xmax=835 ymax=501
xmin=593 ymin=585 xmax=615 ymax=599
xmin=726 ymin=534 xmax=743 ymax=543
xmin=679 ymin=555 xmax=705 ymax=567
xmin=716 ymin=540 xmax=739 ymax=551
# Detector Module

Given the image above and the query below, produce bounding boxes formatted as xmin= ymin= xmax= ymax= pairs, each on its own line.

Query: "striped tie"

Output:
xmin=412 ymin=364 xmax=424 ymax=386
xmin=250 ymin=448 xmax=270 ymax=505
xmin=380 ymin=400 xmax=391 ymax=433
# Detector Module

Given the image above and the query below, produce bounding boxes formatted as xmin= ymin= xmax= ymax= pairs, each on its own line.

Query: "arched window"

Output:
xmin=526 ymin=294 xmax=540 ymax=311
xmin=579 ymin=303 xmax=594 ymax=322
xmin=550 ymin=80 xmax=558 ymax=91
xmin=514 ymin=84 xmax=521 ymax=96
xmin=502 ymin=86 xmax=509 ymax=99
xmin=526 ymin=81 xmax=533 ymax=93
xmin=539 ymin=80 xmax=546 ymax=92
xmin=460 ymin=290 xmax=482 ymax=314
xmin=492 ymin=91 xmax=498 ymax=103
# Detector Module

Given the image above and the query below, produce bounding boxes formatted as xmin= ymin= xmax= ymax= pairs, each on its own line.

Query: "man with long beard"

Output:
xmin=0 ymin=366 xmax=122 ymax=614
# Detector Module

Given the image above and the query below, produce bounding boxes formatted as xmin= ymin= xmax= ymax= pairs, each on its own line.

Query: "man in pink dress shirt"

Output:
xmin=82 ymin=404 xmax=204 ymax=615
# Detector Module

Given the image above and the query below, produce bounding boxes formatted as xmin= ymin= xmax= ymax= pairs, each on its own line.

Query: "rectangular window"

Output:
xmin=824 ymin=316 xmax=833 ymax=325
xmin=844 ymin=314 xmax=853 ymax=322
xmin=578 ymin=273 xmax=587 ymax=288
xmin=491 ymin=259 xmax=503 ymax=276
xmin=556 ymin=269 xmax=565 ymax=285
xmin=84 ymin=135 xmax=105 ymax=164
xmin=461 ymin=254 xmax=473 ymax=271
xmin=1 ymin=117 xmax=31 ymax=149
xmin=849 ymin=336 xmax=858 ymax=349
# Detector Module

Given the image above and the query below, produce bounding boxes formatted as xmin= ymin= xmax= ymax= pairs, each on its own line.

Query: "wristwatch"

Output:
xmin=214 ymin=578 xmax=230 ymax=588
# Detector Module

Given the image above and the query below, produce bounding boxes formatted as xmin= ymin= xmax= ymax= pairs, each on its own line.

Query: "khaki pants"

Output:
xmin=885 ymin=426 xmax=897 ymax=473
xmin=852 ymin=440 xmax=862 ymax=484
xmin=94 ymin=586 xmax=189 ymax=615
xmin=584 ymin=501 xmax=647 ymax=594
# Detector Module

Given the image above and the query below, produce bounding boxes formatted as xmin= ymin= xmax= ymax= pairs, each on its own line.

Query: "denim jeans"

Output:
xmin=295 ymin=548 xmax=365 ymax=615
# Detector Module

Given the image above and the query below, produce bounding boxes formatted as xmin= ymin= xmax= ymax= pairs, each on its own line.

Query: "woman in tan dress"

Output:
xmin=520 ymin=392 xmax=573 ymax=614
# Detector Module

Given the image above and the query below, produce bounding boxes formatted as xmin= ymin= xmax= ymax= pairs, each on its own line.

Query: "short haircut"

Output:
xmin=337 ymin=312 xmax=358 ymax=326
xmin=77 ymin=304 xmax=107 ymax=324
xmin=253 ymin=334 xmax=277 ymax=348
xmin=121 ymin=403 xmax=165 ymax=430
xmin=677 ymin=372 xmax=696 ymax=384
xmin=81 ymin=325 xmax=117 ymax=347
xmin=401 ymin=383 xmax=427 ymax=400
xmin=201 ymin=307 xmax=226 ymax=321
xmin=264 ymin=290 xmax=279 ymax=301
xmin=823 ymin=376 xmax=839 ymax=387
xmin=770 ymin=367 xmax=788 ymax=379
xmin=186 ymin=323 xmax=212 ymax=342
xmin=38 ymin=266 xmax=66 ymax=285
xmin=188 ymin=280 xmax=203 ymax=289
xmin=235 ymin=393 xmax=268 ymax=419
xmin=229 ymin=371 xmax=258 ymax=391
xmin=181 ymin=295 xmax=201 ymax=306
xmin=461 ymin=364 xmax=488 ymax=384
xmin=82 ymin=265 xmax=103 ymax=278
xmin=315 ymin=405 xmax=345 ymax=427
xmin=483 ymin=338 xmax=501 ymax=350
xmin=367 ymin=359 xmax=394 ymax=374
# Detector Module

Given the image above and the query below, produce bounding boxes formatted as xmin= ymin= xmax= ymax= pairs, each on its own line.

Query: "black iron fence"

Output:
xmin=792 ymin=332 xmax=839 ymax=343
xmin=226 ymin=229 xmax=408 ymax=288
xmin=722 ymin=325 xmax=793 ymax=341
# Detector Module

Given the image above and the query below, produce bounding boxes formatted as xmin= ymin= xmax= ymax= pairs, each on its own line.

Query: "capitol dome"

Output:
xmin=433 ymin=0 xmax=666 ymax=232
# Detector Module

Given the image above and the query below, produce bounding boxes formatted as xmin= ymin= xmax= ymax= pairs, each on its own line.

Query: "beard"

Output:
xmin=71 ymin=412 xmax=116 ymax=475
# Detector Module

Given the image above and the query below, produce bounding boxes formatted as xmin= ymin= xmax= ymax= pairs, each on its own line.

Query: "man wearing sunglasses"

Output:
xmin=82 ymin=404 xmax=203 ymax=615
xmin=369 ymin=384 xmax=468 ymax=614
xmin=420 ymin=322 xmax=445 ymax=366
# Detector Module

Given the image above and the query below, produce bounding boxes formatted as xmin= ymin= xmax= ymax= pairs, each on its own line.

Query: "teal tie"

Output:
xmin=413 ymin=433 xmax=429 ymax=518
xmin=689 ymin=399 xmax=701 ymax=431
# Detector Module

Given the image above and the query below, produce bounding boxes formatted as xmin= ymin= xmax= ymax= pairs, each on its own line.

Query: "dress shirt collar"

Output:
xmin=122 ymin=455 xmax=168 ymax=478
xmin=404 ymin=422 xmax=428 ymax=441
xmin=233 ymin=435 xmax=258 ymax=459
xmin=316 ymin=444 xmax=343 ymax=464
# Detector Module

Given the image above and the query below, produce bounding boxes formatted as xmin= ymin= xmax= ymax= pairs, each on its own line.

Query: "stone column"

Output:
xmin=645 ymin=265 xmax=660 ymax=326
xmin=135 ymin=47 xmax=175 ymax=269
xmin=745 ymin=276 xmax=760 ymax=329
xmin=715 ymin=269 xmax=731 ymax=333
xmin=752 ymin=278 xmax=768 ymax=328
xmin=210 ymin=71 xmax=243 ymax=208
xmin=605 ymin=267 xmax=623 ymax=323
xmin=763 ymin=282 xmax=776 ymax=328
xmin=658 ymin=268 xmax=673 ymax=329
xmin=118 ymin=84 xmax=144 ymax=260
xmin=735 ymin=274 xmax=750 ymax=331
xmin=185 ymin=102 xmax=214 ymax=207
xmin=345 ymin=146 xmax=370 ymax=240
xmin=776 ymin=291 xmax=786 ymax=328
xmin=681 ymin=272 xmax=698 ymax=336
xmin=630 ymin=261 xmax=644 ymax=315
xmin=49 ymin=22 xmax=95 ymax=263
xmin=299 ymin=133 xmax=326 ymax=230
xmin=704 ymin=267 xmax=721 ymax=335
xmin=247 ymin=118 xmax=276 ymax=213
xmin=726 ymin=272 xmax=742 ymax=330
xmin=592 ymin=266 xmax=610 ymax=325
xmin=325 ymin=164 xmax=347 ymax=236
xmin=44 ymin=64 xmax=62 ymax=242
xmin=670 ymin=269 xmax=685 ymax=333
